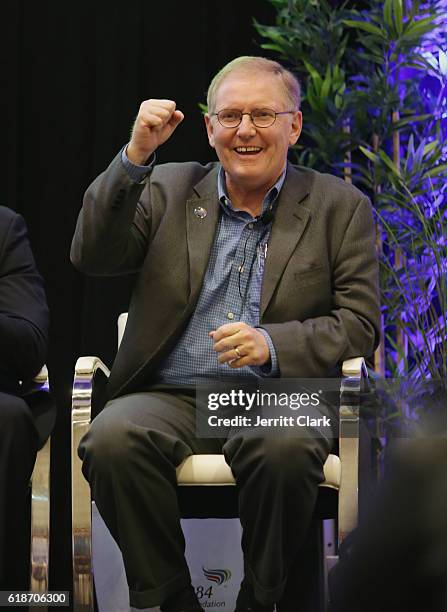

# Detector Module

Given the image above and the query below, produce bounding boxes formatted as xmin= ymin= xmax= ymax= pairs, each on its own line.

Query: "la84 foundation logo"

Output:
xmin=194 ymin=567 xmax=233 ymax=608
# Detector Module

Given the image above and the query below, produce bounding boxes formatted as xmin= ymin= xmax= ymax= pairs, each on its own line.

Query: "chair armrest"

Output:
xmin=72 ymin=356 xmax=110 ymax=425
xmin=72 ymin=356 xmax=110 ymax=608
xmin=75 ymin=355 xmax=111 ymax=378
xmin=338 ymin=357 xmax=368 ymax=544
xmin=341 ymin=357 xmax=367 ymax=378
xmin=20 ymin=365 xmax=50 ymax=396
xmin=33 ymin=364 xmax=49 ymax=384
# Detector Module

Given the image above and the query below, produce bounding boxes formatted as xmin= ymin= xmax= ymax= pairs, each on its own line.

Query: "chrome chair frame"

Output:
xmin=71 ymin=315 xmax=367 ymax=611
xmin=29 ymin=366 xmax=51 ymax=595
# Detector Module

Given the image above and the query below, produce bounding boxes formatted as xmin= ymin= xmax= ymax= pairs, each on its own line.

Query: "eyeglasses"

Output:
xmin=212 ymin=108 xmax=296 ymax=129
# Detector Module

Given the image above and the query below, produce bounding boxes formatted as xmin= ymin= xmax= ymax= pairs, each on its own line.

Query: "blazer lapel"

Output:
xmin=260 ymin=165 xmax=312 ymax=316
xmin=186 ymin=166 xmax=220 ymax=300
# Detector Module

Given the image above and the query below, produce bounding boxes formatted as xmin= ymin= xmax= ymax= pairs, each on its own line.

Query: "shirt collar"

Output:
xmin=217 ymin=165 xmax=287 ymax=217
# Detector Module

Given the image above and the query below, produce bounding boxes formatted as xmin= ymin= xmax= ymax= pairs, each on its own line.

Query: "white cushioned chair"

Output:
xmin=72 ymin=314 xmax=367 ymax=611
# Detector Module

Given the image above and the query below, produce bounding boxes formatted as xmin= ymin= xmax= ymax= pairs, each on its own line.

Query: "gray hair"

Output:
xmin=207 ymin=56 xmax=301 ymax=113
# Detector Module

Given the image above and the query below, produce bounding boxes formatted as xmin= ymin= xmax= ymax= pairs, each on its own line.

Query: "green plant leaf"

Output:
xmin=402 ymin=16 xmax=437 ymax=40
xmin=378 ymin=149 xmax=401 ymax=175
xmin=423 ymin=140 xmax=439 ymax=156
xmin=303 ymin=60 xmax=323 ymax=89
xmin=359 ymin=146 xmax=379 ymax=164
xmin=394 ymin=113 xmax=433 ymax=128
xmin=259 ymin=43 xmax=287 ymax=53
xmin=393 ymin=0 xmax=403 ymax=35
xmin=383 ymin=0 xmax=393 ymax=28
xmin=321 ymin=65 xmax=332 ymax=100
xmin=305 ymin=85 xmax=321 ymax=113
xmin=426 ymin=164 xmax=447 ymax=178
xmin=343 ymin=19 xmax=385 ymax=38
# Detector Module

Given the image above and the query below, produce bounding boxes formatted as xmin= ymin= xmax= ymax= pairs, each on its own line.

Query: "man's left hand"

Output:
xmin=210 ymin=322 xmax=270 ymax=368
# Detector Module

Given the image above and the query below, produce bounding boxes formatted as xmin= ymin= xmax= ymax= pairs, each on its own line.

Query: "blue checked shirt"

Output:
xmin=122 ymin=149 xmax=283 ymax=384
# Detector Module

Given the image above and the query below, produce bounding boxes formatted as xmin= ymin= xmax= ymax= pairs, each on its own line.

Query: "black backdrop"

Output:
xmin=4 ymin=0 xmax=276 ymax=600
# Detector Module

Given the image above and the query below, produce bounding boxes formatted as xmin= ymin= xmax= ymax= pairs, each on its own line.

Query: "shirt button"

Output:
xmin=227 ymin=312 xmax=235 ymax=320
xmin=248 ymin=223 xmax=254 ymax=229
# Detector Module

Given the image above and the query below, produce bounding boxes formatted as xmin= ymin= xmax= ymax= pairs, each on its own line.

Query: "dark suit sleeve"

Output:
xmin=71 ymin=152 xmax=153 ymax=276
xmin=0 ymin=211 xmax=49 ymax=383
xmin=262 ymin=196 xmax=380 ymax=376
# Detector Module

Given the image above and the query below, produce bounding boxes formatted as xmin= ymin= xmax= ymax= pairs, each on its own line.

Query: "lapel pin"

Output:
xmin=194 ymin=206 xmax=207 ymax=219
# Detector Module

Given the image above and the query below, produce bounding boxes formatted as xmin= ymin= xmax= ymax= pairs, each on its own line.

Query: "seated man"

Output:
xmin=0 ymin=206 xmax=49 ymax=590
xmin=71 ymin=56 xmax=380 ymax=612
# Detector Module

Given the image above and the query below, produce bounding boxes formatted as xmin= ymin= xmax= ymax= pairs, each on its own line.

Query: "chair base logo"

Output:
xmin=193 ymin=567 xmax=233 ymax=608
xmin=202 ymin=567 xmax=232 ymax=585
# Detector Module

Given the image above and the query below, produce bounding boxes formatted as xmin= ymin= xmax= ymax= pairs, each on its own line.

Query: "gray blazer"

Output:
xmin=71 ymin=152 xmax=380 ymax=400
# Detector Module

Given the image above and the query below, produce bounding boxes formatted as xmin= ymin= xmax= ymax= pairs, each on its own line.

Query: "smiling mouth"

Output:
xmin=234 ymin=146 xmax=263 ymax=155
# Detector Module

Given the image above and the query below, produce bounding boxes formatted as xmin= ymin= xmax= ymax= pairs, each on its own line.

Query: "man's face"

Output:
xmin=205 ymin=71 xmax=302 ymax=195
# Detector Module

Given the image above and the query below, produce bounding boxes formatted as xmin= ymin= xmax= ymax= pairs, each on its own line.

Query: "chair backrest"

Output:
xmin=117 ymin=313 xmax=128 ymax=348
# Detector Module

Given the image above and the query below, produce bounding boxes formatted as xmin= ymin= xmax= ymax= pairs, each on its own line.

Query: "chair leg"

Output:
xmin=30 ymin=436 xmax=50 ymax=612
xmin=72 ymin=356 xmax=108 ymax=611
xmin=72 ymin=444 xmax=94 ymax=611
xmin=30 ymin=437 xmax=51 ymax=592
xmin=323 ymin=519 xmax=338 ymax=610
